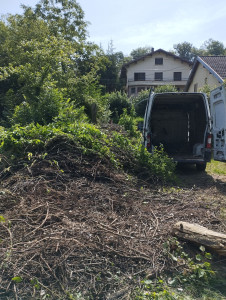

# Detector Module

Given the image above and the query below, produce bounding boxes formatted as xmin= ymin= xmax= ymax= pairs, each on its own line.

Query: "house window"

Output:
xmin=154 ymin=72 xmax=163 ymax=81
xmin=130 ymin=87 xmax=136 ymax=94
xmin=155 ymin=58 xmax=163 ymax=65
xmin=174 ymin=72 xmax=182 ymax=81
xmin=134 ymin=72 xmax=145 ymax=81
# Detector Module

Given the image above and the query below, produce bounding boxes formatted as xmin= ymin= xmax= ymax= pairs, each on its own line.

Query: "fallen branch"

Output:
xmin=172 ymin=221 xmax=226 ymax=256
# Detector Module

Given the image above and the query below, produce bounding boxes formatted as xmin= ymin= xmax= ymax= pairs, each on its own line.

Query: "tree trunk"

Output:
xmin=172 ymin=221 xmax=226 ymax=256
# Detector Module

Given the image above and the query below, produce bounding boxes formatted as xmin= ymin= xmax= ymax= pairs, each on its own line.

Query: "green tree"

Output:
xmin=130 ymin=46 xmax=153 ymax=60
xmin=34 ymin=0 xmax=88 ymax=41
xmin=0 ymin=1 xmax=108 ymax=125
xmin=173 ymin=42 xmax=195 ymax=61
xmin=98 ymin=40 xmax=126 ymax=93
xmin=202 ymin=38 xmax=225 ymax=55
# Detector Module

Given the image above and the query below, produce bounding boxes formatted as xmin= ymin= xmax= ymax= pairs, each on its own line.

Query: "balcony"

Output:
xmin=128 ymin=76 xmax=189 ymax=86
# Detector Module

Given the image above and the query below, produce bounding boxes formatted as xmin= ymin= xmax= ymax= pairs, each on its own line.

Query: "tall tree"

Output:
xmin=130 ymin=46 xmax=153 ymax=60
xmin=34 ymin=0 xmax=88 ymax=41
xmin=202 ymin=38 xmax=225 ymax=55
xmin=98 ymin=41 xmax=126 ymax=93
xmin=0 ymin=1 xmax=106 ymax=125
xmin=173 ymin=42 xmax=195 ymax=61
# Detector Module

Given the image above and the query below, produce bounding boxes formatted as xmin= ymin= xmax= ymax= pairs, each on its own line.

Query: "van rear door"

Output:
xmin=210 ymin=85 xmax=226 ymax=161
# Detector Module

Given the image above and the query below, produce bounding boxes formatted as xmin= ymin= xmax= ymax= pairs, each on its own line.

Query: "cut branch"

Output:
xmin=172 ymin=221 xmax=226 ymax=256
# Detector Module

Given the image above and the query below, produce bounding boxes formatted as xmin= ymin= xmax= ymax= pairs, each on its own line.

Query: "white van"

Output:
xmin=143 ymin=85 xmax=226 ymax=171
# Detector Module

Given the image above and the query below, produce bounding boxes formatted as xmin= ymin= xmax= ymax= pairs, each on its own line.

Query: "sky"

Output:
xmin=1 ymin=0 xmax=226 ymax=56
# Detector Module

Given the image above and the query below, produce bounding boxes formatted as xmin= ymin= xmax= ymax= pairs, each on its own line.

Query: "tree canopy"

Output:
xmin=130 ymin=46 xmax=153 ymax=60
xmin=0 ymin=0 xmax=108 ymax=126
xmin=173 ymin=39 xmax=226 ymax=61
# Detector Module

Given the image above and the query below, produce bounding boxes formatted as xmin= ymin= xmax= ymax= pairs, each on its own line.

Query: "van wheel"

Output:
xmin=196 ymin=163 xmax=207 ymax=171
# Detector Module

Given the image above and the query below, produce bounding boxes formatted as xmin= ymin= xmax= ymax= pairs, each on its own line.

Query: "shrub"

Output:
xmin=118 ymin=106 xmax=141 ymax=138
xmin=132 ymin=89 xmax=150 ymax=117
xmin=154 ymin=85 xmax=178 ymax=93
xmin=108 ymin=91 xmax=131 ymax=123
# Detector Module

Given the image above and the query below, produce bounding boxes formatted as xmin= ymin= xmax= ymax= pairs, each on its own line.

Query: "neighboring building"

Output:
xmin=185 ymin=56 xmax=226 ymax=92
xmin=122 ymin=49 xmax=192 ymax=96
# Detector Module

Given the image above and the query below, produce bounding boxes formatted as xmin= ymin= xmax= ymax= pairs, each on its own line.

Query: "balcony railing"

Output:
xmin=128 ymin=77 xmax=189 ymax=82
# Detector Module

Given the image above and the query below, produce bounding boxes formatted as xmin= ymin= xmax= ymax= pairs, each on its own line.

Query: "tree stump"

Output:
xmin=172 ymin=221 xmax=226 ymax=256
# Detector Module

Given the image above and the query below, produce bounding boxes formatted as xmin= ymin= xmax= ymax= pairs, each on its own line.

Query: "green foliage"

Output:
xmin=174 ymin=39 xmax=226 ymax=61
xmin=108 ymin=91 xmax=131 ymax=123
xmin=118 ymin=106 xmax=140 ymax=137
xmin=154 ymin=85 xmax=178 ymax=93
xmin=0 ymin=215 xmax=6 ymax=222
xmin=202 ymin=38 xmax=225 ymax=55
xmin=12 ymin=84 xmax=64 ymax=125
xmin=162 ymin=239 xmax=216 ymax=295
xmin=0 ymin=123 xmax=58 ymax=158
xmin=130 ymin=46 xmax=153 ymax=60
xmin=0 ymin=3 xmax=109 ymax=126
xmin=11 ymin=276 xmax=23 ymax=283
xmin=135 ymin=278 xmax=176 ymax=299
xmin=98 ymin=47 xmax=125 ymax=93
xmin=0 ymin=118 xmax=176 ymax=183
xmin=137 ymin=145 xmax=176 ymax=182
xmin=207 ymin=160 xmax=226 ymax=175
xmin=199 ymin=84 xmax=212 ymax=99
xmin=135 ymin=239 xmax=220 ymax=299
xmin=53 ymin=101 xmax=88 ymax=126
xmin=132 ymin=89 xmax=150 ymax=117
xmin=34 ymin=0 xmax=88 ymax=42
xmin=173 ymin=41 xmax=195 ymax=61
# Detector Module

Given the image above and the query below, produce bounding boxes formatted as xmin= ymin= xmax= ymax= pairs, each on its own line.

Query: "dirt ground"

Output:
xmin=0 ymin=141 xmax=225 ymax=299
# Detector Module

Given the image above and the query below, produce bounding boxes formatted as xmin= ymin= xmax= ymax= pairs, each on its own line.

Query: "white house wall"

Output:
xmin=187 ymin=63 xmax=221 ymax=92
xmin=126 ymin=52 xmax=191 ymax=96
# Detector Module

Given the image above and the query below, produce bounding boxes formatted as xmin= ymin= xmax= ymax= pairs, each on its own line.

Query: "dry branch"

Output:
xmin=172 ymin=221 xmax=226 ymax=256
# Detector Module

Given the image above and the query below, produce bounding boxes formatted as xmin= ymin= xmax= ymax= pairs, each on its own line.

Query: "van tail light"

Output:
xmin=147 ymin=134 xmax=151 ymax=149
xmin=206 ymin=134 xmax=212 ymax=149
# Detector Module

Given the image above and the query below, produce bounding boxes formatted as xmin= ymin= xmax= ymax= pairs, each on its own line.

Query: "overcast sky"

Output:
xmin=1 ymin=0 xmax=226 ymax=55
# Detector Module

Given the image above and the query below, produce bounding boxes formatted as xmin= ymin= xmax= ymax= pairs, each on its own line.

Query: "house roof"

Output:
xmin=123 ymin=48 xmax=193 ymax=68
xmin=200 ymin=56 xmax=226 ymax=79
xmin=185 ymin=56 xmax=226 ymax=91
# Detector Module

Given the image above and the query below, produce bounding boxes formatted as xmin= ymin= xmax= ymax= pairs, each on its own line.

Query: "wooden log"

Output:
xmin=172 ymin=221 xmax=226 ymax=256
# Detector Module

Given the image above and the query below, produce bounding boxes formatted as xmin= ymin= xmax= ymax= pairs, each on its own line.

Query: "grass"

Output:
xmin=207 ymin=160 xmax=226 ymax=175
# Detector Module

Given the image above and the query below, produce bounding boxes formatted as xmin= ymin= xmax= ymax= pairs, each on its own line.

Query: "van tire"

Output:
xmin=196 ymin=163 xmax=207 ymax=171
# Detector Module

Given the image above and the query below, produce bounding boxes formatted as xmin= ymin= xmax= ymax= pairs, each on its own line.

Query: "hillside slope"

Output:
xmin=0 ymin=135 xmax=225 ymax=299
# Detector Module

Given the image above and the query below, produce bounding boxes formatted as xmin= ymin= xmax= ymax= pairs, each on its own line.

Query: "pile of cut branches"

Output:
xmin=0 ymin=136 xmax=224 ymax=299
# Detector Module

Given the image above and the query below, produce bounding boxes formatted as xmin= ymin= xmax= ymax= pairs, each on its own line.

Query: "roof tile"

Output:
xmin=200 ymin=56 xmax=226 ymax=79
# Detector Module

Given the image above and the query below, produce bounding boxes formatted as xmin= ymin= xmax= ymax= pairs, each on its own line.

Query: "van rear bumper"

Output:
xmin=171 ymin=151 xmax=211 ymax=164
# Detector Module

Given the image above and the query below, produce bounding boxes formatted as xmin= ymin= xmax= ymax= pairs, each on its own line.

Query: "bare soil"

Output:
xmin=0 ymin=139 xmax=225 ymax=299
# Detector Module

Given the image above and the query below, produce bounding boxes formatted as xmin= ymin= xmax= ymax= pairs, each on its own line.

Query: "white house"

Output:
xmin=185 ymin=56 xmax=226 ymax=92
xmin=123 ymin=49 xmax=192 ymax=96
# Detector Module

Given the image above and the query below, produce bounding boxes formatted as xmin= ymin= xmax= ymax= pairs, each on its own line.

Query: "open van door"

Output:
xmin=210 ymin=85 xmax=226 ymax=162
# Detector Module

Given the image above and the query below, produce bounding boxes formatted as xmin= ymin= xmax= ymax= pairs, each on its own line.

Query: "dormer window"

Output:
xmin=155 ymin=58 xmax=163 ymax=65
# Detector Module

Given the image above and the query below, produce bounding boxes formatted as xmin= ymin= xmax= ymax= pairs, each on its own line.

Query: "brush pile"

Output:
xmin=0 ymin=135 xmax=224 ymax=299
